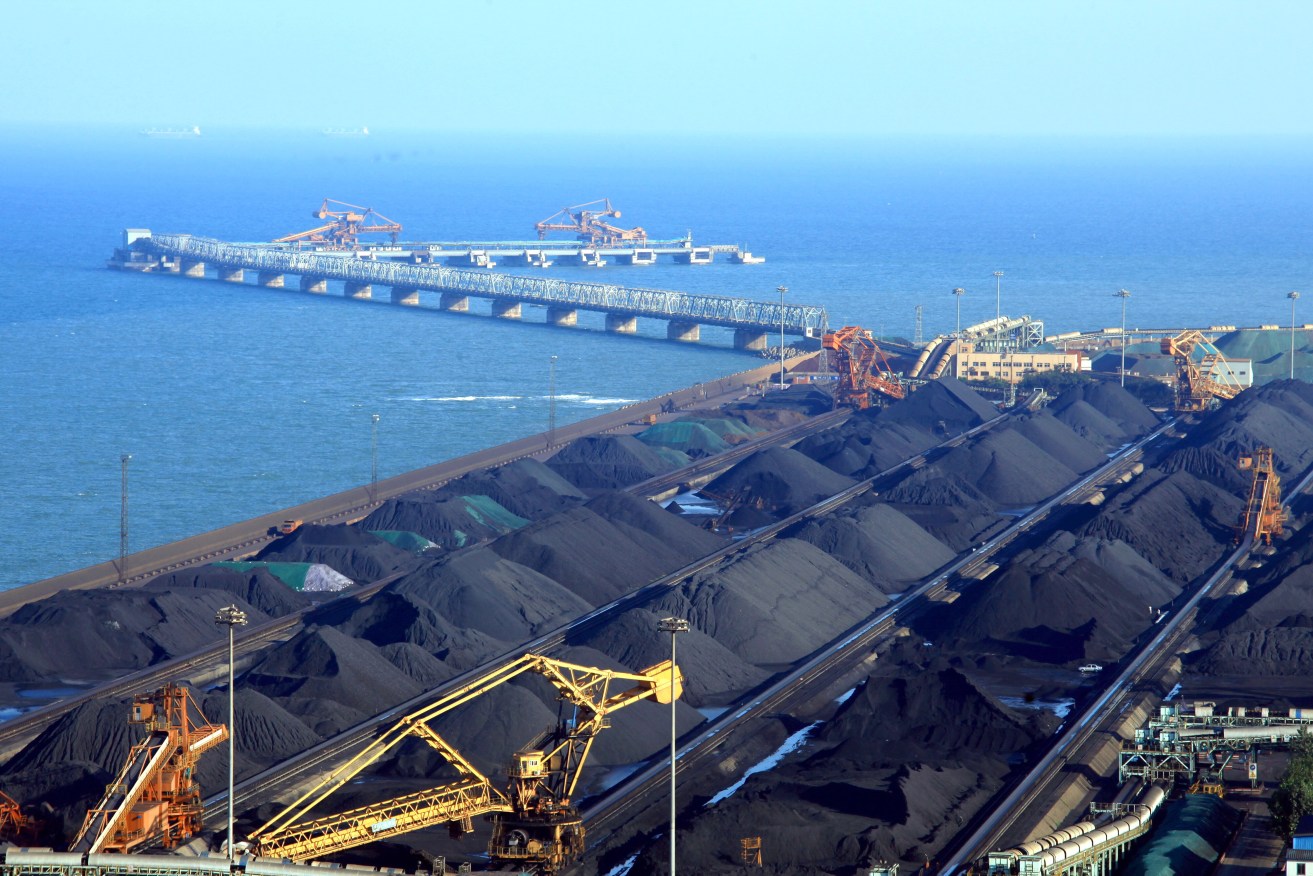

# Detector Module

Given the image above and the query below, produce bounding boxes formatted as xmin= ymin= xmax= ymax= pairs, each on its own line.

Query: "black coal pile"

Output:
xmin=924 ymin=427 xmax=1081 ymax=506
xmin=1078 ymin=469 xmax=1242 ymax=583
xmin=653 ymin=540 xmax=888 ymax=666
xmin=359 ymin=493 xmax=529 ymax=550
xmin=924 ymin=543 xmax=1163 ymax=663
xmin=704 ymin=446 xmax=858 ymax=515
xmin=564 ymin=608 xmax=769 ymax=706
xmin=487 ymin=496 xmax=721 ymax=606
xmin=1012 ymin=410 xmax=1111 ymax=473
xmin=546 ymin=435 xmax=682 ymax=491
xmin=242 ymin=626 xmax=426 ymax=736
xmin=720 ymin=386 xmax=833 ymax=430
xmin=1046 ymin=531 xmax=1182 ymax=604
xmin=143 ymin=565 xmax=312 ymax=616
xmin=881 ymin=471 xmax=1004 ymax=552
xmin=787 ymin=502 xmax=955 ymax=591
xmin=256 ymin=524 xmax=420 ymax=583
xmin=430 ymin=457 xmax=587 ymax=520
xmin=388 ymin=548 xmax=590 ymax=641
xmin=1048 ymin=381 xmax=1160 ymax=449
xmin=881 ymin=377 xmax=999 ymax=432
xmin=0 ymin=588 xmax=268 ymax=683
xmin=194 ymin=688 xmax=323 ymax=792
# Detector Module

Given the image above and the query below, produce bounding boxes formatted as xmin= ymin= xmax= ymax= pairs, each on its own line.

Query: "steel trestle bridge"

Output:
xmin=135 ymin=234 xmax=828 ymax=342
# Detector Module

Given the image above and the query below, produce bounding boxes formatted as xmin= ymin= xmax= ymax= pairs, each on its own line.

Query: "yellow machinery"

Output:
xmin=822 ymin=326 xmax=905 ymax=409
xmin=0 ymin=789 xmax=37 ymax=844
xmin=72 ymin=684 xmax=227 ymax=853
xmin=1236 ymin=447 xmax=1287 ymax=544
xmin=535 ymin=199 xmax=647 ymax=246
xmin=250 ymin=653 xmax=682 ymax=874
xmin=273 ymin=199 xmax=403 ymax=249
xmin=1160 ymin=330 xmax=1244 ymax=412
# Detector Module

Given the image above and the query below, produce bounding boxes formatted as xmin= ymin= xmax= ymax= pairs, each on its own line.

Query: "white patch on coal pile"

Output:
xmin=604 ymin=852 xmax=640 ymax=876
xmin=1165 ymin=683 xmax=1182 ymax=702
xmin=705 ymin=722 xmax=821 ymax=807
xmin=597 ymin=763 xmax=643 ymax=792
xmin=999 ymin=696 xmax=1075 ymax=719
xmin=698 ymin=706 xmax=728 ymax=720
xmin=835 ymin=687 xmax=857 ymax=705
xmin=663 ymin=491 xmax=719 ymax=515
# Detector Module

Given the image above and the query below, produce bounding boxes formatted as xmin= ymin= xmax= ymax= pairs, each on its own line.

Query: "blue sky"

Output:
xmin=4 ymin=0 xmax=1309 ymax=136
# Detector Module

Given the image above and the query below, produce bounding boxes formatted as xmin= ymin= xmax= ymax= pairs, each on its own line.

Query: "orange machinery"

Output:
xmin=1161 ymin=330 xmax=1244 ymax=412
xmin=71 ymin=684 xmax=227 ymax=854
xmin=273 ymin=198 xmax=403 ymax=249
xmin=1236 ymin=447 xmax=1287 ymax=545
xmin=822 ymin=326 xmax=906 ymax=409
xmin=535 ymin=199 xmax=647 ymax=246
xmin=0 ymin=789 xmax=37 ymax=844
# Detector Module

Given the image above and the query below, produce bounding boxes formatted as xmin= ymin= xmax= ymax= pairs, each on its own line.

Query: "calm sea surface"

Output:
xmin=1 ymin=129 xmax=1310 ymax=589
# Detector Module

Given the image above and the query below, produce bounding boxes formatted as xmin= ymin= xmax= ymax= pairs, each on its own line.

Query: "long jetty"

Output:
xmin=116 ymin=231 xmax=828 ymax=348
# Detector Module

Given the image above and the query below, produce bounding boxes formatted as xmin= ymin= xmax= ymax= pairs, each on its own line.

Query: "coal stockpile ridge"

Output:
xmin=811 ymin=662 xmax=1048 ymax=768
xmin=926 ymin=427 xmax=1080 ymax=506
xmin=564 ymin=608 xmax=769 ymax=706
xmin=0 ymin=588 xmax=268 ymax=683
xmin=388 ymin=548 xmax=591 ymax=641
xmin=3 ymin=696 xmax=136 ymax=778
xmin=144 ymin=565 xmax=311 ymax=616
xmin=1051 ymin=381 xmax=1160 ymax=434
xmin=584 ymin=490 xmax=725 ymax=559
xmin=880 ymin=378 xmax=998 ymax=431
xmin=789 ymin=503 xmax=954 ymax=590
xmin=257 ymin=524 xmax=419 ymax=583
xmin=655 ymin=540 xmax=888 ymax=666
xmin=1047 ymin=531 xmax=1181 ymax=604
xmin=0 ymin=761 xmax=109 ymax=842
xmin=881 ymin=471 xmax=1003 ymax=552
xmin=1173 ymin=380 xmax=1313 ymax=476
xmin=488 ymin=503 xmax=713 ymax=606
xmin=720 ymin=386 xmax=833 ymax=430
xmin=704 ymin=446 xmax=858 ymax=514
xmin=309 ymin=590 xmax=506 ymax=668
xmin=359 ymin=493 xmax=528 ymax=550
xmin=1078 ymin=469 xmax=1242 ymax=583
xmin=794 ymin=414 xmax=938 ymax=478
xmin=377 ymin=642 xmax=457 ymax=687
xmin=928 ymin=546 xmax=1157 ymax=662
xmin=546 ymin=435 xmax=680 ymax=491
xmin=1192 ymin=627 xmax=1313 ymax=676
xmin=242 ymin=626 xmax=423 ymax=734
xmin=1051 ymin=399 xmax=1130 ymax=449
xmin=1012 ymin=410 xmax=1111 ymax=474
xmin=433 ymin=457 xmax=587 ymax=520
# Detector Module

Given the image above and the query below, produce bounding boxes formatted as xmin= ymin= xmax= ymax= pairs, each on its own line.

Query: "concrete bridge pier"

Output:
xmin=299 ymin=276 xmax=327 ymax=294
xmin=574 ymin=250 xmax=607 ymax=267
xmin=391 ymin=287 xmax=420 ymax=306
xmin=619 ymin=250 xmax=657 ymax=266
xmin=510 ymin=250 xmax=553 ymax=268
xmin=257 ymin=271 xmax=284 ymax=288
xmin=448 ymin=252 xmax=497 ymax=268
xmin=674 ymin=248 xmax=713 ymax=265
xmin=345 ymin=282 xmax=372 ymax=300
xmin=606 ymin=314 xmax=638 ymax=334
xmin=734 ymin=329 xmax=769 ymax=351
xmin=440 ymin=292 xmax=469 ymax=312
xmin=492 ymin=300 xmax=522 ymax=319
xmin=181 ymin=259 xmax=205 ymax=278
xmin=218 ymin=267 xmax=244 ymax=283
xmin=547 ymin=307 xmax=578 ymax=327
xmin=668 ymin=321 xmax=701 ymax=342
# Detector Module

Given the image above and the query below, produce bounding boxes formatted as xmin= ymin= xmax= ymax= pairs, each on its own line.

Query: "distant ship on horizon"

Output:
xmin=142 ymin=126 xmax=201 ymax=138
xmin=322 ymin=126 xmax=369 ymax=137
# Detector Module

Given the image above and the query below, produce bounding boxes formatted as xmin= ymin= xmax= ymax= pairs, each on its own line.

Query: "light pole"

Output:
xmin=548 ymin=355 xmax=558 ymax=445
xmin=118 ymin=454 xmax=131 ymax=586
xmin=952 ymin=287 xmax=966 ymax=378
xmin=776 ymin=286 xmax=788 ymax=388
xmin=1289 ymin=291 xmax=1301 ymax=381
xmin=1115 ymin=289 xmax=1131 ymax=387
xmin=658 ymin=616 xmax=689 ymax=876
xmin=993 ymin=271 xmax=1004 ymax=324
xmin=369 ymin=413 xmax=380 ymax=499
xmin=215 ymin=604 xmax=248 ymax=861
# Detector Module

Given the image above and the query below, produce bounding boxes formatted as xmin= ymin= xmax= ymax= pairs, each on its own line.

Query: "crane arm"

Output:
xmin=273 ymin=222 xmax=341 ymax=244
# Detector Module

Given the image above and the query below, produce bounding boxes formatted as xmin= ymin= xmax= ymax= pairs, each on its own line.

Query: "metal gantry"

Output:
xmin=143 ymin=235 xmax=828 ymax=336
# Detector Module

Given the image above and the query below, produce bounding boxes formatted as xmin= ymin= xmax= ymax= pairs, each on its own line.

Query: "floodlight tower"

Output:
xmin=1289 ymin=291 xmax=1301 ymax=380
xmin=1115 ymin=289 xmax=1132 ymax=387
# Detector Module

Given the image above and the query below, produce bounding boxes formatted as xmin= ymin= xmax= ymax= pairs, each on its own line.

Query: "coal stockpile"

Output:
xmin=652 ymin=539 xmax=889 ymax=666
xmin=1050 ymin=381 xmax=1160 ymax=438
xmin=546 ymin=435 xmax=685 ymax=491
xmin=256 ymin=524 xmax=420 ymax=583
xmin=922 ymin=543 xmax=1163 ymax=663
xmin=1047 ymin=531 xmax=1182 ymax=604
xmin=307 ymin=590 xmax=506 ymax=668
xmin=1077 ymin=469 xmax=1242 ymax=583
xmin=487 ymin=494 xmax=722 ymax=606
xmin=0 ymin=587 xmax=268 ymax=683
xmin=1012 ymin=409 xmax=1111 ymax=473
xmin=922 ymin=427 xmax=1082 ymax=506
xmin=429 ymin=457 xmax=588 ymax=520
xmin=720 ymin=386 xmax=834 ymax=430
xmin=880 ymin=377 xmax=999 ymax=431
xmin=387 ymin=548 xmax=592 ymax=642
xmin=881 ymin=471 xmax=1004 ymax=552
xmin=787 ymin=502 xmax=955 ymax=590
xmin=704 ymin=446 xmax=858 ymax=515
xmin=1161 ymin=380 xmax=1313 ymax=484
xmin=359 ymin=493 xmax=528 ymax=550
xmin=143 ymin=564 xmax=312 ymax=616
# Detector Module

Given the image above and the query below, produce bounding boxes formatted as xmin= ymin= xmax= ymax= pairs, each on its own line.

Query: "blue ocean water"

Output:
xmin=1 ymin=129 xmax=1310 ymax=590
